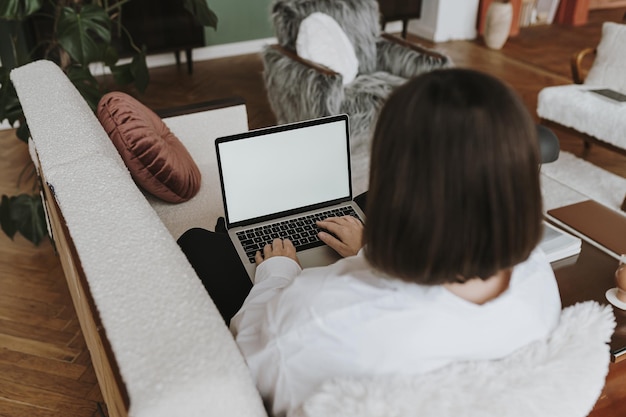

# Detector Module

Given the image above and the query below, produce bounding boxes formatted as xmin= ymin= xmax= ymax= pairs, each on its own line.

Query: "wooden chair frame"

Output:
xmin=268 ymin=33 xmax=449 ymax=78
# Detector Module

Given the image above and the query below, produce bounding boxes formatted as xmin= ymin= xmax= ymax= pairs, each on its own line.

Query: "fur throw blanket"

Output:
xmin=292 ymin=301 xmax=615 ymax=417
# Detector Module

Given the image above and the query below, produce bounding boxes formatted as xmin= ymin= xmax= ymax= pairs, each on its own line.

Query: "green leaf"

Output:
xmin=15 ymin=121 xmax=30 ymax=143
xmin=66 ymin=66 xmax=102 ymax=112
xmin=0 ymin=67 xmax=25 ymax=138
xmin=183 ymin=0 xmax=218 ymax=29
xmin=0 ymin=66 xmax=28 ymax=142
xmin=110 ymin=62 xmax=134 ymax=86
xmin=0 ymin=195 xmax=17 ymax=239
xmin=0 ymin=0 xmax=43 ymax=21
xmin=109 ymin=50 xmax=149 ymax=93
xmin=0 ymin=193 xmax=46 ymax=245
xmin=9 ymin=193 xmax=46 ymax=245
xmin=103 ymin=45 xmax=119 ymax=68
xmin=130 ymin=51 xmax=149 ymax=93
xmin=56 ymin=5 xmax=111 ymax=66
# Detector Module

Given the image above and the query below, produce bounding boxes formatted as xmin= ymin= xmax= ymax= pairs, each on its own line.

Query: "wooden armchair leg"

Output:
xmin=621 ymin=194 xmax=626 ymax=212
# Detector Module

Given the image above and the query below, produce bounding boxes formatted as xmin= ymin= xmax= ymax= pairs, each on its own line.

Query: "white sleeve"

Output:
xmin=229 ymin=256 xmax=301 ymax=335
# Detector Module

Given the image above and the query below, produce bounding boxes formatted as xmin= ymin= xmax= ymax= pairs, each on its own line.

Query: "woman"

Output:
xmin=179 ymin=68 xmax=561 ymax=417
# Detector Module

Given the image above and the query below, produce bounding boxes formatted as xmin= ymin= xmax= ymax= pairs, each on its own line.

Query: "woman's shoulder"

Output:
xmin=288 ymin=251 xmax=439 ymax=307
xmin=512 ymin=247 xmax=554 ymax=282
xmin=508 ymin=247 xmax=561 ymax=311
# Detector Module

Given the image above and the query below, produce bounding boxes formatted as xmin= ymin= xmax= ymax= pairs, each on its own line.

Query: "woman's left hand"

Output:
xmin=255 ymin=238 xmax=300 ymax=266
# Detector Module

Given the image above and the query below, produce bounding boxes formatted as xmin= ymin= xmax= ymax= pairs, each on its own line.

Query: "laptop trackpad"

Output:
xmin=298 ymin=245 xmax=342 ymax=269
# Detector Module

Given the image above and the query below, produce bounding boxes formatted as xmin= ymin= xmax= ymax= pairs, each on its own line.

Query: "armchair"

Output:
xmin=537 ymin=22 xmax=626 ymax=158
xmin=262 ymin=0 xmax=450 ymax=193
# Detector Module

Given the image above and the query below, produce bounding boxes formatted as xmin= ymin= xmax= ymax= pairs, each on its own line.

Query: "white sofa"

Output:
xmin=11 ymin=60 xmax=267 ymax=417
xmin=11 ymin=60 xmax=617 ymax=417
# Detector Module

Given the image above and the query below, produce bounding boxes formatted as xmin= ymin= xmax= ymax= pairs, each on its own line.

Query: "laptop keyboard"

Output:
xmin=236 ymin=206 xmax=360 ymax=263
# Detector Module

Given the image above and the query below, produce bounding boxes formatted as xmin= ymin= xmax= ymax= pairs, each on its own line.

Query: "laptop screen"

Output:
xmin=216 ymin=115 xmax=352 ymax=226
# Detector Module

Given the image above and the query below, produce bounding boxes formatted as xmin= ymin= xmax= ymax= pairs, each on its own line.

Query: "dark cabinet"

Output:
xmin=25 ymin=0 xmax=204 ymax=74
xmin=377 ymin=0 xmax=423 ymax=38
xmin=114 ymin=0 xmax=204 ymax=73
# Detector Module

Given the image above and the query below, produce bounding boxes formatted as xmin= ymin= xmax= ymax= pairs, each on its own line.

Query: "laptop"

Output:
xmin=215 ymin=114 xmax=366 ymax=280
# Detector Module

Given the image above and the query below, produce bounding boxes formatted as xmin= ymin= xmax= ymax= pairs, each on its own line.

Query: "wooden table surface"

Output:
xmin=554 ymin=241 xmax=626 ymax=416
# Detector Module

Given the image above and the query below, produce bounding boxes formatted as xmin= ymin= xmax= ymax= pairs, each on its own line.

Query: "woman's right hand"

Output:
xmin=316 ymin=216 xmax=364 ymax=258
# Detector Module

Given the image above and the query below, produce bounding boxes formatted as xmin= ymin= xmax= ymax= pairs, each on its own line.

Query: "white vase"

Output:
xmin=484 ymin=1 xmax=513 ymax=50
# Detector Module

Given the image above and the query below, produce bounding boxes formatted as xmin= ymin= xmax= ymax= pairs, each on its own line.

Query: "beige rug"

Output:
xmin=541 ymin=151 xmax=626 ymax=213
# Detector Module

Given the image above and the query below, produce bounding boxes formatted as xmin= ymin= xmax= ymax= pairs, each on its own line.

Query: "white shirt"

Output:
xmin=231 ymin=248 xmax=561 ymax=417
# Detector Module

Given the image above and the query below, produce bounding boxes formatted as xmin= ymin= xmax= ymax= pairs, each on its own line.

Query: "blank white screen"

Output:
xmin=218 ymin=119 xmax=351 ymax=224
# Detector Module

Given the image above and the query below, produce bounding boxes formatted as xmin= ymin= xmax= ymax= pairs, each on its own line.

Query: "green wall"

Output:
xmin=204 ymin=0 xmax=274 ymax=45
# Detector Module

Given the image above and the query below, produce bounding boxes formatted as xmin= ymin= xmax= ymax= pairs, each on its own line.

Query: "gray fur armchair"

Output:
xmin=263 ymin=0 xmax=451 ymax=147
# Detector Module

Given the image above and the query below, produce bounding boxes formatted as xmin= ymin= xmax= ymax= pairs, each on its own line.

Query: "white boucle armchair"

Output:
xmin=11 ymin=60 xmax=617 ymax=417
xmin=537 ymin=22 xmax=626 ymax=157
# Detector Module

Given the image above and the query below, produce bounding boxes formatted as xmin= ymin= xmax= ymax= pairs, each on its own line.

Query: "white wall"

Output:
xmin=408 ymin=0 xmax=480 ymax=42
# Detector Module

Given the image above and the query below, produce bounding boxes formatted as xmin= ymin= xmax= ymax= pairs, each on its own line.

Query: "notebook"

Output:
xmin=215 ymin=114 xmax=366 ymax=280
xmin=588 ymin=88 xmax=626 ymax=104
xmin=546 ymin=199 xmax=626 ymax=260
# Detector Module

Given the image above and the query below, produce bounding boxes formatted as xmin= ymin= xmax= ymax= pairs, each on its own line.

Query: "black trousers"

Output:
xmin=177 ymin=228 xmax=252 ymax=325
xmin=177 ymin=192 xmax=368 ymax=325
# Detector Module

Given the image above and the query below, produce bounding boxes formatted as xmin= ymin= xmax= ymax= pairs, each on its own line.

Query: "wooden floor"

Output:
xmin=1 ymin=7 xmax=625 ymax=416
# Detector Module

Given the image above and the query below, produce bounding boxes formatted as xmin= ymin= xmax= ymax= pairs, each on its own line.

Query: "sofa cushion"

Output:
xmin=296 ymin=12 xmax=359 ymax=85
xmin=97 ymin=92 xmax=201 ymax=203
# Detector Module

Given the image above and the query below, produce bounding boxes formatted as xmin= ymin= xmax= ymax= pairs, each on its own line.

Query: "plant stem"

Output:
xmin=9 ymin=33 xmax=19 ymax=68
xmin=105 ymin=0 xmax=134 ymax=13
xmin=121 ymin=25 xmax=140 ymax=53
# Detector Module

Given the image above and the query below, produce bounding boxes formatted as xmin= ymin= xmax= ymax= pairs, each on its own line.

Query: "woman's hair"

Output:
xmin=364 ymin=68 xmax=542 ymax=285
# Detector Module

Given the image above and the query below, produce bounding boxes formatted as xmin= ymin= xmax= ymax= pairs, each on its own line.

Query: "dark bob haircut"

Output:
xmin=364 ymin=68 xmax=542 ymax=285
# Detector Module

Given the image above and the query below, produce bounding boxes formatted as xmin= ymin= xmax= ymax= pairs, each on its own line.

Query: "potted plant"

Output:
xmin=0 ymin=0 xmax=217 ymax=245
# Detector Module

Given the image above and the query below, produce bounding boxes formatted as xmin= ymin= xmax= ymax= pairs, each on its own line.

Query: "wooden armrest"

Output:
xmin=38 ymin=166 xmax=130 ymax=417
xmin=571 ymin=47 xmax=596 ymax=84
xmin=268 ymin=44 xmax=339 ymax=77
xmin=380 ymin=33 xmax=449 ymax=61
xmin=155 ymin=96 xmax=245 ymax=119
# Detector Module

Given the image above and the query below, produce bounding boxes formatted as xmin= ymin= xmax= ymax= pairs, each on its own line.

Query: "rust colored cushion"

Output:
xmin=97 ymin=92 xmax=201 ymax=203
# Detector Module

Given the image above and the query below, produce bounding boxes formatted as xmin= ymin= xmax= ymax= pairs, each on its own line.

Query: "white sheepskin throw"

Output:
xmin=537 ymin=84 xmax=626 ymax=151
xmin=293 ymin=301 xmax=615 ymax=417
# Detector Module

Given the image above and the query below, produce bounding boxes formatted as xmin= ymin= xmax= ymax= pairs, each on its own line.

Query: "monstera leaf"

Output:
xmin=0 ymin=0 xmax=43 ymax=20
xmin=110 ymin=48 xmax=149 ymax=93
xmin=0 ymin=68 xmax=20 ymax=126
xmin=0 ymin=0 xmax=219 ymax=245
xmin=56 ymin=5 xmax=111 ymax=66
xmin=0 ymin=67 xmax=29 ymax=142
xmin=0 ymin=194 xmax=47 ymax=245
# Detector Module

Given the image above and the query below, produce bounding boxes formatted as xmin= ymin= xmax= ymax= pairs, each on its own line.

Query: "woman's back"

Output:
xmin=232 ymin=248 xmax=561 ymax=415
